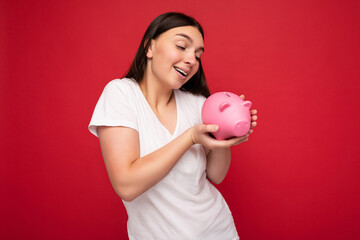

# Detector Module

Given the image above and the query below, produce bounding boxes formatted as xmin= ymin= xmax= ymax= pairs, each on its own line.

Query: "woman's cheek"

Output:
xmin=171 ymin=50 xmax=183 ymax=62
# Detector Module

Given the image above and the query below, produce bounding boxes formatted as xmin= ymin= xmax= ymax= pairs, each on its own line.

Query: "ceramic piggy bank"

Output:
xmin=201 ymin=92 xmax=252 ymax=140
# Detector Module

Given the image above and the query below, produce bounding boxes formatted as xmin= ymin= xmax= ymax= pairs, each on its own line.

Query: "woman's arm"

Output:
xmin=204 ymin=108 xmax=258 ymax=184
xmin=98 ymin=125 xmax=192 ymax=202
xmin=98 ymin=124 xmax=239 ymax=202
xmin=205 ymin=148 xmax=231 ymax=184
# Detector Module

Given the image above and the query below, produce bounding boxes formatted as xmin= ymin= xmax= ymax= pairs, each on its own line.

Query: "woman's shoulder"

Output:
xmin=103 ymin=78 xmax=138 ymax=95
xmin=106 ymin=77 xmax=137 ymax=89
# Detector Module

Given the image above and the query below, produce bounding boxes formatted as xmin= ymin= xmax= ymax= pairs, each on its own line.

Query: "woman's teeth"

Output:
xmin=174 ymin=67 xmax=187 ymax=76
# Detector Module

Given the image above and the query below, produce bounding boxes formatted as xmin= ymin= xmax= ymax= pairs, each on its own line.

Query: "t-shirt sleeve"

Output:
xmin=88 ymin=80 xmax=138 ymax=137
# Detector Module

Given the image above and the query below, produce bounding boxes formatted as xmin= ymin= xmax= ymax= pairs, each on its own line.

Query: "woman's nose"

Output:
xmin=184 ymin=52 xmax=197 ymax=65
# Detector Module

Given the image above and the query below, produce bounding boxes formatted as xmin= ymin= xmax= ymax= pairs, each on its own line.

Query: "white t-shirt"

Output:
xmin=89 ymin=78 xmax=239 ymax=240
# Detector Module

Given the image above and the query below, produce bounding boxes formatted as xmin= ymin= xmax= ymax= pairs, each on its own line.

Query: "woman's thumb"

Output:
xmin=207 ymin=125 xmax=219 ymax=132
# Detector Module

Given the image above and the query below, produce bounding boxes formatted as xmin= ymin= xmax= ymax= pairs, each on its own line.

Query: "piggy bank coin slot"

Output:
xmin=224 ymin=93 xmax=231 ymax=97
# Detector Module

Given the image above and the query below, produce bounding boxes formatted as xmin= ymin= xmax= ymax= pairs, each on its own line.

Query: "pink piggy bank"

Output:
xmin=201 ymin=92 xmax=252 ymax=140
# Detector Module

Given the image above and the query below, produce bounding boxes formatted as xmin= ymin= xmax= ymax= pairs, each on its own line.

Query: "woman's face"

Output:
xmin=145 ymin=26 xmax=204 ymax=90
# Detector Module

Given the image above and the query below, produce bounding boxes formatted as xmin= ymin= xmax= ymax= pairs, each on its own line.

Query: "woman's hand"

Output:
xmin=190 ymin=94 xmax=258 ymax=150
xmin=189 ymin=124 xmax=249 ymax=150
xmin=240 ymin=94 xmax=258 ymax=137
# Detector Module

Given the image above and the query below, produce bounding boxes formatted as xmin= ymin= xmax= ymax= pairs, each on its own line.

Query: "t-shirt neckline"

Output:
xmin=134 ymin=81 xmax=180 ymax=138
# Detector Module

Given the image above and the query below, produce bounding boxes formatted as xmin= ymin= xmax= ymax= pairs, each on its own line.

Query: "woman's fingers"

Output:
xmin=234 ymin=137 xmax=248 ymax=145
xmin=212 ymin=134 xmax=250 ymax=148
xmin=195 ymin=118 xmax=256 ymax=149
xmin=250 ymin=109 xmax=257 ymax=129
xmin=206 ymin=124 xmax=219 ymax=133
xmin=230 ymin=135 xmax=249 ymax=146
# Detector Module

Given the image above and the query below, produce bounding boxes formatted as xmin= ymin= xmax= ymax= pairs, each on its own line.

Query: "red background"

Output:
xmin=1 ymin=0 xmax=360 ymax=239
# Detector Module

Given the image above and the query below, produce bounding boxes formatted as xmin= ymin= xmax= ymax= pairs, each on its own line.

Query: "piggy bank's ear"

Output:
xmin=219 ymin=103 xmax=230 ymax=112
xmin=242 ymin=101 xmax=252 ymax=109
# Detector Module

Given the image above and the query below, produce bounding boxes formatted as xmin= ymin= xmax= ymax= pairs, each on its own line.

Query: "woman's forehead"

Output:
xmin=162 ymin=26 xmax=204 ymax=45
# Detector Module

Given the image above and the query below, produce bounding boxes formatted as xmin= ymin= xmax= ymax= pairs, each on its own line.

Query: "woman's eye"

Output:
xmin=176 ymin=45 xmax=185 ymax=50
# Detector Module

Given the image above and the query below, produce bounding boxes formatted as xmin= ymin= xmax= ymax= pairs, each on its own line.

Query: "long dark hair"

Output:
xmin=124 ymin=12 xmax=210 ymax=97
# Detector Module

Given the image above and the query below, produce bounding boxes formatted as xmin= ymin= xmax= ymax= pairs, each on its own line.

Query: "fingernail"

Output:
xmin=212 ymin=125 xmax=219 ymax=131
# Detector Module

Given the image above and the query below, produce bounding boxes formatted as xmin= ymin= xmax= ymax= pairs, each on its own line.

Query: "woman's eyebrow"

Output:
xmin=175 ymin=33 xmax=205 ymax=52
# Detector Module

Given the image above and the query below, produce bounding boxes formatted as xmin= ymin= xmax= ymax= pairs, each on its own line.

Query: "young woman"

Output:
xmin=89 ymin=12 xmax=257 ymax=240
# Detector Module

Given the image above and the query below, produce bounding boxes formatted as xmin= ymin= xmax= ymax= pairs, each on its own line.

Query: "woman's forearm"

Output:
xmin=116 ymin=129 xmax=194 ymax=201
xmin=101 ymin=124 xmax=241 ymax=202
xmin=205 ymin=148 xmax=232 ymax=184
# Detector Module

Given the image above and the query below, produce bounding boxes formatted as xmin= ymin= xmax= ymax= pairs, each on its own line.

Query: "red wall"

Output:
xmin=1 ymin=0 xmax=360 ymax=239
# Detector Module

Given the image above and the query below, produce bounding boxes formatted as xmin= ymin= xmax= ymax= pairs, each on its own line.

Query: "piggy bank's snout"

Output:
xmin=234 ymin=120 xmax=250 ymax=137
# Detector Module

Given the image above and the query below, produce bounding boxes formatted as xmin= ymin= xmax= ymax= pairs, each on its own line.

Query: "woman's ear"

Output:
xmin=146 ymin=39 xmax=155 ymax=59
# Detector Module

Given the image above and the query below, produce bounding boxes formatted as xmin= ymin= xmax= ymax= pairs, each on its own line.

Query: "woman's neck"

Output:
xmin=139 ymin=74 xmax=174 ymax=111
